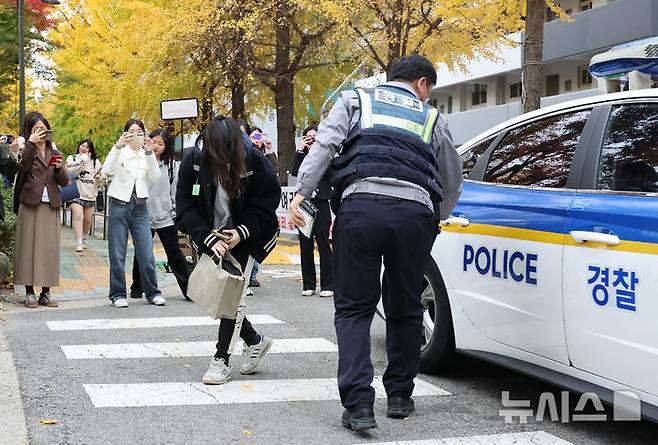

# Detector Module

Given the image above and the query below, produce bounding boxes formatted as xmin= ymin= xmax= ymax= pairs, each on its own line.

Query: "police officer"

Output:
xmin=289 ymin=54 xmax=463 ymax=431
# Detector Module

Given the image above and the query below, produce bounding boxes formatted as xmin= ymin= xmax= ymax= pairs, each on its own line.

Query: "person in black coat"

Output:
xmin=176 ymin=115 xmax=281 ymax=385
xmin=291 ymin=124 xmax=333 ymax=297
xmin=0 ymin=135 xmax=20 ymax=222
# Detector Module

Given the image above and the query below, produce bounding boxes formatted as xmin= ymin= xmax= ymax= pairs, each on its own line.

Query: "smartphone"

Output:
xmin=133 ymin=133 xmax=145 ymax=146
xmin=0 ymin=134 xmax=13 ymax=144
xmin=44 ymin=130 xmax=53 ymax=142
xmin=48 ymin=154 xmax=62 ymax=166
xmin=252 ymin=133 xmax=263 ymax=141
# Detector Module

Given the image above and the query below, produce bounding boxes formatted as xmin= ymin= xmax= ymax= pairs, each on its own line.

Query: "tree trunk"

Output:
xmin=230 ymin=79 xmax=246 ymax=121
xmin=274 ymin=76 xmax=295 ymax=186
xmin=272 ymin=2 xmax=295 ymax=186
xmin=522 ymin=0 xmax=545 ymax=113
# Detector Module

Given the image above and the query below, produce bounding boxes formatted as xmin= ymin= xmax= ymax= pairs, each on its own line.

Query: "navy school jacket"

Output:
xmin=175 ymin=137 xmax=281 ymax=264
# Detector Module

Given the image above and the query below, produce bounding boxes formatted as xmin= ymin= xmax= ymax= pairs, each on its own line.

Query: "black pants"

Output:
xmin=214 ymin=250 xmax=260 ymax=362
xmin=333 ymin=196 xmax=437 ymax=409
xmin=298 ymin=198 xmax=333 ymax=291
xmin=131 ymin=225 xmax=190 ymax=297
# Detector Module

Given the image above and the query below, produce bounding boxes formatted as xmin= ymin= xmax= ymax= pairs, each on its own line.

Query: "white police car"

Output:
xmin=413 ymin=88 xmax=658 ymax=421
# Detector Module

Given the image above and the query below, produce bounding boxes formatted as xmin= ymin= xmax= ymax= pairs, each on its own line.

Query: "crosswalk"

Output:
xmin=45 ymin=309 xmax=575 ymax=444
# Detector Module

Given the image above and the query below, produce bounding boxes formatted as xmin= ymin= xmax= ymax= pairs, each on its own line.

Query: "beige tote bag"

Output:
xmin=187 ymin=253 xmax=246 ymax=320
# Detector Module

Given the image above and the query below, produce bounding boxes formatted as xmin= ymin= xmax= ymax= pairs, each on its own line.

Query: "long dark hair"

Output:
xmin=149 ymin=128 xmax=175 ymax=164
xmin=77 ymin=139 xmax=98 ymax=162
xmin=22 ymin=111 xmax=53 ymax=151
xmin=202 ymin=115 xmax=246 ymax=198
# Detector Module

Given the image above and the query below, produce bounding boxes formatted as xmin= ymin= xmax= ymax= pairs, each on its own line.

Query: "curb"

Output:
xmin=0 ymin=315 xmax=29 ymax=445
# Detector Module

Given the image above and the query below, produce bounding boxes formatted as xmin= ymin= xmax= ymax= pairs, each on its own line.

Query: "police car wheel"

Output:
xmin=419 ymin=259 xmax=458 ymax=374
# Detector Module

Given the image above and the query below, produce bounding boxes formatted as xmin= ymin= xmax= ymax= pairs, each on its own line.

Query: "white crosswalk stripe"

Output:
xmin=46 ymin=314 xmax=284 ymax=331
xmin=84 ymin=377 xmax=451 ymax=408
xmin=353 ymin=431 xmax=573 ymax=445
xmin=44 ymin=310 xmax=568 ymax=444
xmin=61 ymin=337 xmax=338 ymax=359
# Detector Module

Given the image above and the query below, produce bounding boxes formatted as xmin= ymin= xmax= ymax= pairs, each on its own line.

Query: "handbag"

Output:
xmin=187 ymin=252 xmax=246 ymax=320
xmin=59 ymin=173 xmax=79 ymax=203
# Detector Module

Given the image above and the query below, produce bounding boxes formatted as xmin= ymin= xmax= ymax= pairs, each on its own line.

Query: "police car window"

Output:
xmin=597 ymin=103 xmax=658 ymax=193
xmin=461 ymin=137 xmax=494 ymax=177
xmin=483 ymin=110 xmax=590 ymax=188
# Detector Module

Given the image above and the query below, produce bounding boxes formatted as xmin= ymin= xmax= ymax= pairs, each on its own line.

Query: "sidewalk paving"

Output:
xmin=2 ymin=226 xmax=309 ymax=303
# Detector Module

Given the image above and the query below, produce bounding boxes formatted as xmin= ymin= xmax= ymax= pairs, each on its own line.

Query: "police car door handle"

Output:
xmin=441 ymin=216 xmax=470 ymax=227
xmin=569 ymin=231 xmax=621 ymax=246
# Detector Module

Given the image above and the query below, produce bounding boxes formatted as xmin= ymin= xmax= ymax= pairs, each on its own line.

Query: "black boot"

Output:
xmin=387 ymin=396 xmax=415 ymax=419
xmin=341 ymin=402 xmax=377 ymax=431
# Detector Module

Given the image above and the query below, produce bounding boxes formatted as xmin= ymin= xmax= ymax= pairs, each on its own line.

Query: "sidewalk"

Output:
xmin=2 ymin=226 xmax=307 ymax=303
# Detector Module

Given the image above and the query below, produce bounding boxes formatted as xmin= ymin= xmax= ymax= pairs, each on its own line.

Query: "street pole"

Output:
xmin=18 ymin=0 xmax=25 ymax=135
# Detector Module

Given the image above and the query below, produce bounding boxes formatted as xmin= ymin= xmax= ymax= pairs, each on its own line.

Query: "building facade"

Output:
xmin=359 ymin=0 xmax=658 ymax=146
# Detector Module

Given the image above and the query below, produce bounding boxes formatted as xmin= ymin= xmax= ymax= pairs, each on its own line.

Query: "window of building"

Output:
xmin=510 ymin=82 xmax=522 ymax=99
xmin=580 ymin=1 xmax=592 ymax=11
xmin=472 ymin=84 xmax=487 ymax=106
xmin=565 ymin=80 xmax=573 ymax=92
xmin=483 ymin=110 xmax=591 ymax=188
xmin=597 ymin=103 xmax=658 ymax=193
xmin=461 ymin=137 xmax=495 ymax=177
xmin=578 ymin=65 xmax=593 ymax=87
xmin=546 ymin=74 xmax=560 ymax=96
xmin=447 ymin=96 xmax=453 ymax=114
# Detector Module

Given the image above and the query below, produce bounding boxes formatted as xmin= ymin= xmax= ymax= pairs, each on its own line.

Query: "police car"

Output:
xmin=410 ymin=88 xmax=658 ymax=421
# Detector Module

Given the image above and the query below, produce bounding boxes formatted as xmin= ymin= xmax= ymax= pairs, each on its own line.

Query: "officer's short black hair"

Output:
xmin=388 ymin=54 xmax=437 ymax=86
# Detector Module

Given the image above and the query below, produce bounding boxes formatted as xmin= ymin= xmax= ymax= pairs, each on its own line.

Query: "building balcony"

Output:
xmin=543 ymin=0 xmax=658 ymax=62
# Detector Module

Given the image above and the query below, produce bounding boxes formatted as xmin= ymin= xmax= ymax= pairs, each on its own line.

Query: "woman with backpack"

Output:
xmin=66 ymin=139 xmax=103 ymax=252
xmin=176 ymin=115 xmax=280 ymax=385
xmin=130 ymin=128 xmax=190 ymax=300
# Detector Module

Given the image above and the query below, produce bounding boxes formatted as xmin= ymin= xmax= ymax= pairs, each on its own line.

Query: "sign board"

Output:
xmin=276 ymin=186 xmax=335 ymax=237
xmin=160 ymin=98 xmax=199 ymax=120
xmin=277 ymin=186 xmax=298 ymax=236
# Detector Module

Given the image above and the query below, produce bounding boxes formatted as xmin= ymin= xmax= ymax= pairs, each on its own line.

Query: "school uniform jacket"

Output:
xmin=175 ymin=141 xmax=281 ymax=264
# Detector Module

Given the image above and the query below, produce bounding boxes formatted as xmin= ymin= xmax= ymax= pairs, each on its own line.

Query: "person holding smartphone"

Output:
xmin=13 ymin=111 xmax=69 ymax=308
xmin=291 ymin=124 xmax=333 ymax=297
xmin=130 ymin=128 xmax=191 ymax=301
xmin=101 ymin=118 xmax=164 ymax=308
xmin=176 ymin=115 xmax=280 ymax=385
xmin=0 ymin=135 xmax=21 ymax=222
xmin=66 ymin=139 xmax=103 ymax=252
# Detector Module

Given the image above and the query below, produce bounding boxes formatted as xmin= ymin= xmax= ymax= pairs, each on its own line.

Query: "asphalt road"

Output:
xmin=4 ymin=265 xmax=658 ymax=445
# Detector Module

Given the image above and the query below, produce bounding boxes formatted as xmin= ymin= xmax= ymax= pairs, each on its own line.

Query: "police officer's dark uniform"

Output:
xmin=293 ymin=59 xmax=463 ymax=431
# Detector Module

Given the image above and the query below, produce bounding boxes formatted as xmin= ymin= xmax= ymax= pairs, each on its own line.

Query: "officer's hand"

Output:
xmin=289 ymin=194 xmax=307 ymax=228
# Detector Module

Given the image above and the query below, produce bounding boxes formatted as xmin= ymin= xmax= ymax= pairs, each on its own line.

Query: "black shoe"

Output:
xmin=130 ymin=290 xmax=143 ymax=299
xmin=387 ymin=396 xmax=415 ymax=418
xmin=249 ymin=279 xmax=261 ymax=288
xmin=341 ymin=403 xmax=377 ymax=431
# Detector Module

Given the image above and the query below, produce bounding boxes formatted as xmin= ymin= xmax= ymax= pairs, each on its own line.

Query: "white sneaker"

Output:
xmin=240 ymin=336 xmax=273 ymax=375
xmin=319 ymin=290 xmax=334 ymax=298
xmin=150 ymin=295 xmax=166 ymax=306
xmin=301 ymin=289 xmax=315 ymax=297
xmin=246 ymin=287 xmax=254 ymax=296
xmin=112 ymin=298 xmax=128 ymax=308
xmin=82 ymin=239 xmax=88 ymax=249
xmin=203 ymin=358 xmax=233 ymax=385
xmin=75 ymin=243 xmax=83 ymax=252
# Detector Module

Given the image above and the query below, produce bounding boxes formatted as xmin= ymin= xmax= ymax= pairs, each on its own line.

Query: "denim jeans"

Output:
xmin=250 ymin=261 xmax=260 ymax=282
xmin=107 ymin=197 xmax=160 ymax=302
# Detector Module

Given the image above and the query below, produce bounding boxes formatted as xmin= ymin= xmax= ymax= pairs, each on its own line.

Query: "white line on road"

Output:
xmin=46 ymin=315 xmax=285 ymax=331
xmin=61 ymin=338 xmax=338 ymax=359
xmin=84 ymin=377 xmax=451 ymax=407
xmin=355 ymin=431 xmax=573 ymax=445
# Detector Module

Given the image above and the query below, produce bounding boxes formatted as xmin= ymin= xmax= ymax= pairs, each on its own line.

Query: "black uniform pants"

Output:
xmin=298 ymin=198 xmax=333 ymax=291
xmin=131 ymin=225 xmax=190 ymax=297
xmin=333 ymin=195 xmax=437 ymax=409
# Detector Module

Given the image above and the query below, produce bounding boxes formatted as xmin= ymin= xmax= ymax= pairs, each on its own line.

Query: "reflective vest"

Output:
xmin=331 ymin=85 xmax=443 ymax=203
